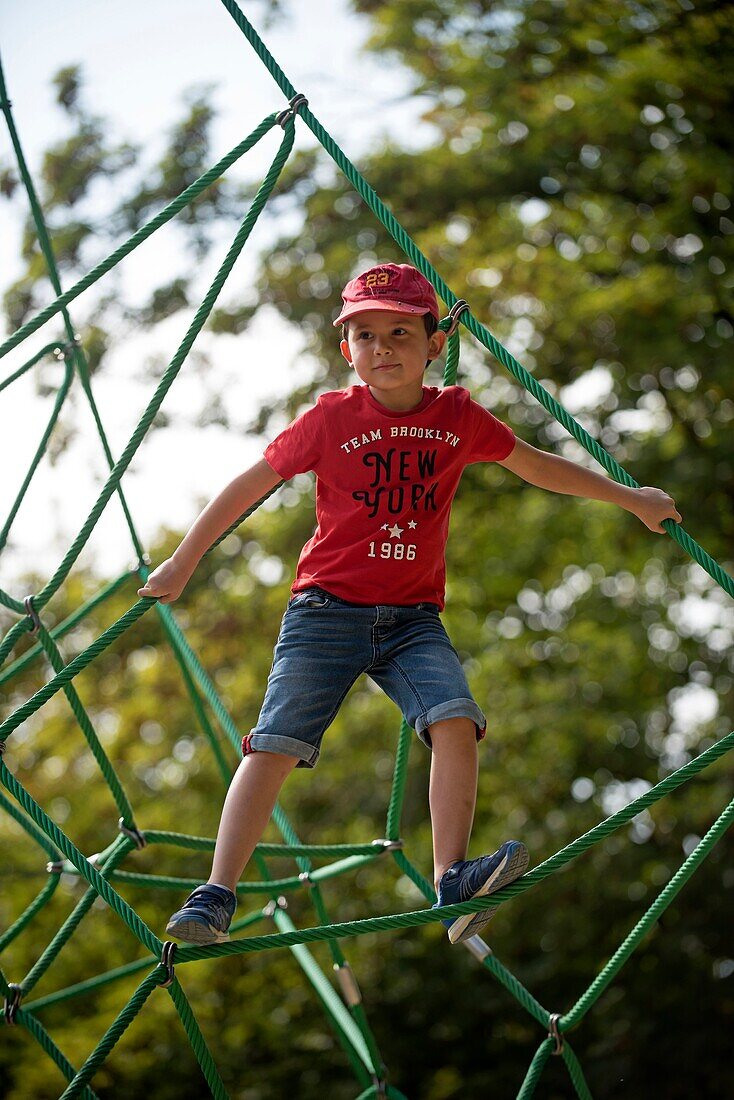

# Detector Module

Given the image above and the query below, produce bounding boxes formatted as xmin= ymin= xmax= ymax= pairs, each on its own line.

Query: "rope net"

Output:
xmin=1 ymin=3 xmax=732 ymax=1096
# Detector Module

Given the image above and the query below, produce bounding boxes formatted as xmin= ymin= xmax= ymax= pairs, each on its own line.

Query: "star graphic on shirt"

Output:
xmin=381 ymin=524 xmax=390 ymax=531
xmin=407 ymin=520 xmax=418 ymax=530
xmin=388 ymin=524 xmax=404 ymax=539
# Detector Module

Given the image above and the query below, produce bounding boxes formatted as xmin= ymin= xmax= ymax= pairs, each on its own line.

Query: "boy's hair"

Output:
xmin=341 ymin=312 xmax=439 ymax=342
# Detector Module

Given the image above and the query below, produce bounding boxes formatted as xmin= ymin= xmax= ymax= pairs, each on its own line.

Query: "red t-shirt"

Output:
xmin=263 ymin=384 xmax=515 ymax=609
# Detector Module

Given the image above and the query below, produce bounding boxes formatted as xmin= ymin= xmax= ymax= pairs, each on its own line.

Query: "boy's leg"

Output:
xmin=166 ymin=749 xmax=297 ymax=944
xmin=428 ymin=717 xmax=479 ymax=889
xmin=428 ymin=716 xmax=528 ymax=944
xmin=209 ymin=750 xmax=298 ymax=891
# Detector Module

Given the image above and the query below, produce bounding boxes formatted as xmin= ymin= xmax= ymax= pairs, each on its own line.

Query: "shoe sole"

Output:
xmin=165 ymin=916 xmax=230 ymax=946
xmin=448 ymin=842 xmax=529 ymax=945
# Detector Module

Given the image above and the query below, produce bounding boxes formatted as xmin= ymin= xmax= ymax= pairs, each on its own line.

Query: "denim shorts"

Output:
xmin=242 ymin=587 xmax=486 ymax=768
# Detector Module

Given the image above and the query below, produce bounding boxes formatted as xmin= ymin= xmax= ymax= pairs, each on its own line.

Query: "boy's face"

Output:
xmin=340 ymin=310 xmax=446 ymax=412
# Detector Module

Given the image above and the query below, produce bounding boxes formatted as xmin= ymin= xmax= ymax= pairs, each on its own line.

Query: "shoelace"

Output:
xmin=186 ymin=888 xmax=229 ymax=916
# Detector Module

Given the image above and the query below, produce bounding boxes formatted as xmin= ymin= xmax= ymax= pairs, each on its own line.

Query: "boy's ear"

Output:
xmin=340 ymin=339 xmax=353 ymax=364
xmin=428 ymin=328 xmax=447 ymax=359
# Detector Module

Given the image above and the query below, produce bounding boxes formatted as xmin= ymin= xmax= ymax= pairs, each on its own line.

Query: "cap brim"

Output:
xmin=333 ymin=300 xmax=433 ymax=327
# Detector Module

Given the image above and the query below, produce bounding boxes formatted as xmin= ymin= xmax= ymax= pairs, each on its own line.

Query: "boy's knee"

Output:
xmin=240 ymin=748 xmax=300 ymax=774
xmin=428 ymin=716 xmax=478 ymax=746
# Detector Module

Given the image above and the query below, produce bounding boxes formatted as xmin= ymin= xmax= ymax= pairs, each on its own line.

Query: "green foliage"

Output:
xmin=2 ymin=2 xmax=734 ymax=1098
xmin=0 ymin=163 xmax=18 ymax=199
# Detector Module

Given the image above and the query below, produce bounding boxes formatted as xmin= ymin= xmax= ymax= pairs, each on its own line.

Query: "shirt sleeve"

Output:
xmin=466 ymin=396 xmax=515 ymax=463
xmin=263 ymin=402 xmax=325 ymax=480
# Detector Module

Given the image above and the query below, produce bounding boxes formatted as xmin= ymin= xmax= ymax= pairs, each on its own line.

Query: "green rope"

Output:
xmin=271 ymin=906 xmax=375 ymax=1086
xmin=0 ymin=340 xmax=63 ymax=392
xmin=36 ymin=625 xmax=140 ymax=828
xmin=0 ymin=876 xmax=59 ymax=953
xmin=0 ymin=352 xmax=73 ymax=553
xmin=166 ymin=977 xmax=230 ymax=1100
xmin=516 ymin=1039 xmax=553 ymax=1099
xmin=84 ymin=850 xmax=378 ymax=893
xmin=219 ymin=0 xmax=733 ymax=607
xmin=0 ymin=53 xmax=145 ymax=565
xmin=385 ymin=719 xmax=412 ymax=842
xmin=15 ymin=1008 xmax=100 ymax=1100
xmin=19 ymin=837 xmax=132 ymax=997
xmin=58 ymin=970 xmax=161 ymax=1099
xmin=0 ymin=786 xmax=62 ymax=860
xmin=156 ymin=605 xmax=235 ymax=785
xmin=562 ymin=1043 xmax=594 ymax=1100
xmin=2 ymin=121 xmax=295 ymax=654
xmin=0 ymin=598 xmax=156 ymax=744
xmin=0 ymin=571 xmax=133 ymax=686
xmin=24 ymin=956 xmax=160 ymax=1013
xmin=2 ymin=8 xmax=733 ymax=1098
xmin=0 ymin=759 xmax=162 ymax=955
xmin=562 ymin=795 xmax=734 ymax=1032
xmin=142 ymin=829 xmax=382 ymax=858
xmin=0 ymin=115 xmax=280 ymax=360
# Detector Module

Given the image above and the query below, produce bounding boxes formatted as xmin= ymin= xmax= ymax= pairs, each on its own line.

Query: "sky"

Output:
xmin=0 ymin=0 xmax=433 ymax=586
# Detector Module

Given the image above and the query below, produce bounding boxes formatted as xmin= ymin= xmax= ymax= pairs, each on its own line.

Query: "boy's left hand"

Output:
xmin=629 ymin=486 xmax=682 ymax=533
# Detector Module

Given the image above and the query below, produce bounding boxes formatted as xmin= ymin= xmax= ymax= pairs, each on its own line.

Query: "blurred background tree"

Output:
xmin=1 ymin=1 xmax=733 ymax=1097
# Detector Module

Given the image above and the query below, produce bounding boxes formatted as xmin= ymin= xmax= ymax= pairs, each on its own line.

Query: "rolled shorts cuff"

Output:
xmin=415 ymin=699 xmax=487 ymax=750
xmin=243 ymin=732 xmax=320 ymax=769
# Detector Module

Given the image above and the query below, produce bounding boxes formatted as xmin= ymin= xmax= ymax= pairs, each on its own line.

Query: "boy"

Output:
xmin=139 ymin=263 xmax=680 ymax=947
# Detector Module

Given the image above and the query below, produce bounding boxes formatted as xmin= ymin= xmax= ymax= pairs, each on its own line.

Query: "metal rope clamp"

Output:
xmin=444 ymin=299 xmax=469 ymax=338
xmin=262 ymin=896 xmax=288 ymax=919
xmin=276 ymin=92 xmax=308 ymax=128
xmin=158 ymin=941 xmax=176 ymax=988
xmin=23 ymin=595 xmax=41 ymax=634
xmin=334 ymin=962 xmax=362 ymax=1007
xmin=371 ymin=838 xmax=404 ymax=852
xmin=53 ymin=335 xmax=81 ymax=361
xmin=3 ymin=984 xmax=22 ymax=1026
xmin=119 ymin=817 xmax=147 ymax=849
xmin=548 ymin=1012 xmax=564 ymax=1055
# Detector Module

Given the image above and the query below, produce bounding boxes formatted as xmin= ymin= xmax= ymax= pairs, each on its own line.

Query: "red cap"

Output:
xmin=334 ymin=263 xmax=439 ymax=327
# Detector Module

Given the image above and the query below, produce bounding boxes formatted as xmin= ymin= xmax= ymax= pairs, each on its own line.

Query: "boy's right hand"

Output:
xmin=137 ymin=557 xmax=192 ymax=604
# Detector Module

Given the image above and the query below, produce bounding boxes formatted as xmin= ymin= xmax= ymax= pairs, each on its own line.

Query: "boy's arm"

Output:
xmin=498 ymin=439 xmax=681 ymax=533
xmin=138 ymin=457 xmax=281 ymax=603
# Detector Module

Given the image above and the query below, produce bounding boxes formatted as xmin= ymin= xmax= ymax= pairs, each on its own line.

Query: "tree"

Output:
xmin=241 ymin=0 xmax=734 ymax=1093
xmin=2 ymin=3 xmax=734 ymax=1097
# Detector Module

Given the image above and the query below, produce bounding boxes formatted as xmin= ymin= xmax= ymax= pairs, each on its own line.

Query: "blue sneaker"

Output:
xmin=165 ymin=884 xmax=236 ymax=945
xmin=436 ymin=841 xmax=529 ymax=945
